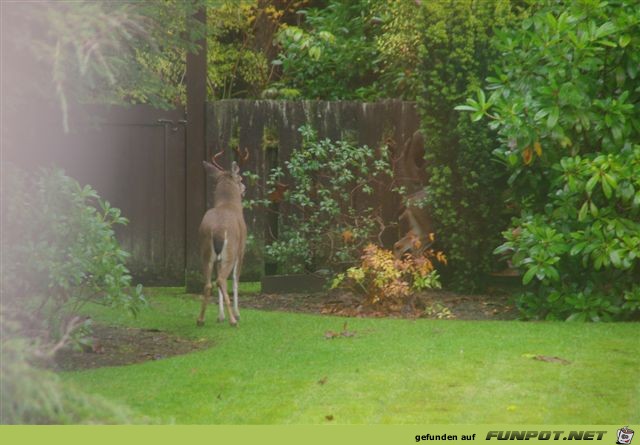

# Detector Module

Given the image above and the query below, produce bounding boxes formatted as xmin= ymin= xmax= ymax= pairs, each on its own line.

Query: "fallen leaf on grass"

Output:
xmin=522 ymin=353 xmax=571 ymax=365
xmin=534 ymin=355 xmax=571 ymax=365
xmin=341 ymin=321 xmax=356 ymax=337
xmin=324 ymin=322 xmax=357 ymax=339
xmin=324 ymin=330 xmax=340 ymax=339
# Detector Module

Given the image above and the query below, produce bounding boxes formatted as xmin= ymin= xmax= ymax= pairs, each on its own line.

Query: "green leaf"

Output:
xmin=522 ymin=267 xmax=537 ymax=285
xmin=610 ymin=250 xmax=622 ymax=268
xmin=570 ymin=242 xmax=588 ymax=256
xmin=454 ymin=105 xmax=478 ymax=112
xmin=618 ymin=35 xmax=631 ymax=48
xmin=477 ymin=89 xmax=486 ymax=107
xmin=602 ymin=178 xmax=612 ymax=199
xmin=603 ymin=173 xmax=617 ymax=190
xmin=547 ymin=107 xmax=559 ymax=128
xmin=494 ymin=243 xmax=513 ymax=255
xmin=595 ymin=22 xmax=617 ymax=39
xmin=611 ymin=126 xmax=622 ymax=141
xmin=534 ymin=109 xmax=549 ymax=121
xmin=546 ymin=266 xmax=560 ymax=281
xmin=566 ymin=312 xmax=587 ymax=322
xmin=586 ymin=175 xmax=599 ymax=195
xmin=578 ymin=201 xmax=588 ymax=222
xmin=594 ymin=255 xmax=603 ymax=270
xmin=308 ymin=46 xmax=322 ymax=61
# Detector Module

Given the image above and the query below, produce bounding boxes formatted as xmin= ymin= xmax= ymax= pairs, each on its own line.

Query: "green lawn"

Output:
xmin=61 ymin=287 xmax=640 ymax=424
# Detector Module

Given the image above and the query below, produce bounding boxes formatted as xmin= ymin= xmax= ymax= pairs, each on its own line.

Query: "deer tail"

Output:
xmin=212 ymin=230 xmax=227 ymax=262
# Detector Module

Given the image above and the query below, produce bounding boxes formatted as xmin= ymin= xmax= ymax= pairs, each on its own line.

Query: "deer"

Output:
xmin=393 ymin=189 xmax=435 ymax=259
xmin=197 ymin=150 xmax=247 ymax=327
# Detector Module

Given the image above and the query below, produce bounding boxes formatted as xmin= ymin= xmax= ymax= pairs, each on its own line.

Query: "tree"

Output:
xmin=418 ymin=0 xmax=519 ymax=291
xmin=2 ymin=1 xmax=207 ymax=131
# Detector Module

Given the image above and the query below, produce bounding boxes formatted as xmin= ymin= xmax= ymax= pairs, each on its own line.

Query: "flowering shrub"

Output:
xmin=332 ymin=244 xmax=445 ymax=309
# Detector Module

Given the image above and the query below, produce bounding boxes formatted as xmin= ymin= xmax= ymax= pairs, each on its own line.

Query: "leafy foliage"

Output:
xmin=271 ymin=0 xmax=429 ymax=100
xmin=418 ymin=0 xmax=518 ymax=291
xmin=332 ymin=244 xmax=444 ymax=309
xmin=259 ymin=126 xmax=392 ymax=273
xmin=207 ymin=1 xmax=279 ymax=100
xmin=2 ymin=167 xmax=145 ymax=341
xmin=3 ymin=1 xmax=207 ymax=129
xmin=0 ymin=308 xmax=148 ymax=424
xmin=271 ymin=1 xmax=379 ymax=100
xmin=461 ymin=0 xmax=640 ymax=320
xmin=370 ymin=0 xmax=425 ymax=99
xmin=1 ymin=168 xmax=148 ymax=423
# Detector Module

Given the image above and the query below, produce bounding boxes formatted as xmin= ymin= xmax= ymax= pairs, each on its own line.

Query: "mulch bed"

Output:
xmin=241 ymin=289 xmax=518 ymax=321
xmin=53 ymin=325 xmax=211 ymax=371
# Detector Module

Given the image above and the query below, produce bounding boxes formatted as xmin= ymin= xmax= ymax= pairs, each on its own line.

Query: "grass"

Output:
xmin=60 ymin=286 xmax=640 ymax=424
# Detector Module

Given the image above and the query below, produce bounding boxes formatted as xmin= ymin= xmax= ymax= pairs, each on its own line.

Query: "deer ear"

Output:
xmin=203 ymin=160 xmax=222 ymax=177
xmin=231 ymin=161 xmax=240 ymax=177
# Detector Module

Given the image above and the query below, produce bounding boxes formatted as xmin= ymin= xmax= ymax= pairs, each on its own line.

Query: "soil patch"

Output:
xmin=53 ymin=325 xmax=211 ymax=371
xmin=241 ymin=289 xmax=518 ymax=320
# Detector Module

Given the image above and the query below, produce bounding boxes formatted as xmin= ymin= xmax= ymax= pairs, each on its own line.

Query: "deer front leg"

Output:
xmin=232 ymin=260 xmax=240 ymax=320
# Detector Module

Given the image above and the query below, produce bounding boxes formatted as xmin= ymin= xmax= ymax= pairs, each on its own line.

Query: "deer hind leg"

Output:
xmin=217 ymin=260 xmax=237 ymax=327
xmin=197 ymin=249 xmax=214 ymax=326
xmin=232 ymin=260 xmax=240 ymax=320
xmin=217 ymin=287 xmax=225 ymax=322
xmin=216 ymin=256 xmax=227 ymax=323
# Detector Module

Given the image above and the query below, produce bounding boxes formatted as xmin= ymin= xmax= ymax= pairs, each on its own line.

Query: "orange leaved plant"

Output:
xmin=332 ymin=243 xmax=445 ymax=309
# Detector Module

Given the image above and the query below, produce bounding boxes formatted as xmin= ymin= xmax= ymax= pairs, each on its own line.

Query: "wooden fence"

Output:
xmin=5 ymin=100 xmax=420 ymax=285
xmin=4 ymin=102 xmax=188 ymax=285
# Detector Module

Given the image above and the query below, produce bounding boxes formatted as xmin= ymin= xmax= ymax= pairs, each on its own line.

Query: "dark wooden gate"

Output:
xmin=95 ymin=106 xmax=187 ymax=285
xmin=4 ymin=103 xmax=188 ymax=285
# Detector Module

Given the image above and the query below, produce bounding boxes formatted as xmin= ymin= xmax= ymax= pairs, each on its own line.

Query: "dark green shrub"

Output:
xmin=418 ymin=0 xmax=518 ymax=291
xmin=263 ymin=126 xmax=392 ymax=273
xmin=1 ymin=167 xmax=148 ymax=423
xmin=2 ymin=167 xmax=145 ymax=341
xmin=460 ymin=0 xmax=640 ymax=320
xmin=0 ymin=308 xmax=148 ymax=424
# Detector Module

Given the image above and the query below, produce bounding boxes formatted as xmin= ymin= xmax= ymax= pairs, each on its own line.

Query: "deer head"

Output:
xmin=203 ymin=149 xmax=246 ymax=197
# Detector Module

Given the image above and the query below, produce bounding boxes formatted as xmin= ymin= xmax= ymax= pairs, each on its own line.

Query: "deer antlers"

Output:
xmin=234 ymin=146 xmax=250 ymax=165
xmin=211 ymin=149 xmax=225 ymax=170
xmin=210 ymin=147 xmax=250 ymax=170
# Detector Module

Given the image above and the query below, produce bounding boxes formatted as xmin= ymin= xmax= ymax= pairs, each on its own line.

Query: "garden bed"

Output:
xmin=53 ymin=324 xmax=212 ymax=371
xmin=241 ymin=288 xmax=518 ymax=320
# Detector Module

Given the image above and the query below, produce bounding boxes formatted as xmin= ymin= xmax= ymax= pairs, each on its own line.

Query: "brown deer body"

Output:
xmin=393 ymin=189 xmax=434 ymax=258
xmin=197 ymin=157 xmax=247 ymax=327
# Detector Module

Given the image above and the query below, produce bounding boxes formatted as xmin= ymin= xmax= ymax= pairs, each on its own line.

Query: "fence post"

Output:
xmin=185 ymin=5 xmax=207 ymax=293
